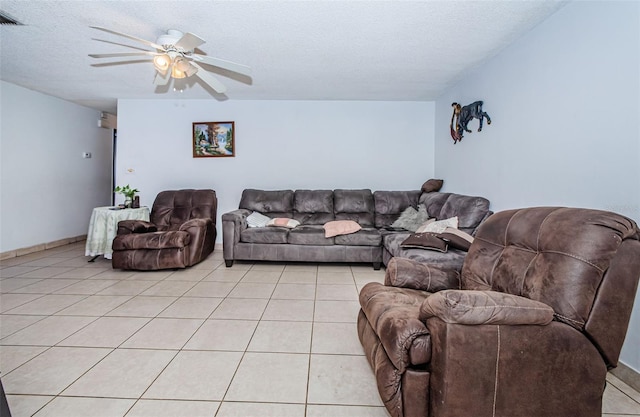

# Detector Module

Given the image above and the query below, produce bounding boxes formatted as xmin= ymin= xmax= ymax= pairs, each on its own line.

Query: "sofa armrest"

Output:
xmin=222 ymin=209 xmax=252 ymax=262
xmin=117 ymin=220 xmax=157 ymax=235
xmin=419 ymin=290 xmax=554 ymax=325
xmin=385 ymin=257 xmax=460 ymax=292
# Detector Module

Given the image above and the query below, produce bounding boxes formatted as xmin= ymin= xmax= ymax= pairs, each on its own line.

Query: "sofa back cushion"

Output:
xmin=334 ymin=189 xmax=375 ymax=227
xmin=151 ymin=189 xmax=217 ymax=230
xmin=373 ymin=190 xmax=421 ymax=228
xmin=293 ymin=190 xmax=335 ymax=225
xmin=419 ymin=192 xmax=490 ymax=235
xmin=239 ymin=189 xmax=294 ymax=218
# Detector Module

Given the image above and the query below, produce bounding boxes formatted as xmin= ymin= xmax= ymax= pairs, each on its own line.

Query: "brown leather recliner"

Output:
xmin=358 ymin=207 xmax=640 ymax=417
xmin=112 ymin=189 xmax=217 ymax=270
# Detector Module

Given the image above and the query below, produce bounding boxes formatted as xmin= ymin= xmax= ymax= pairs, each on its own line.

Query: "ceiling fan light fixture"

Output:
xmin=171 ymin=65 xmax=187 ymax=79
xmin=174 ymin=57 xmax=197 ymax=77
xmin=153 ymin=54 xmax=171 ymax=72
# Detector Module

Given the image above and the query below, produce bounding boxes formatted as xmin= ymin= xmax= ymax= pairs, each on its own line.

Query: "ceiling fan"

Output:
xmin=89 ymin=26 xmax=251 ymax=94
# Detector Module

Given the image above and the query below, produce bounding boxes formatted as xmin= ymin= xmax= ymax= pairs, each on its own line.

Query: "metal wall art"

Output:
xmin=450 ymin=101 xmax=491 ymax=144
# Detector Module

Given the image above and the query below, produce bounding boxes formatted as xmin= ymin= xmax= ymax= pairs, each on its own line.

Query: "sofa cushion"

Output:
xmin=420 ymin=192 xmax=490 ymax=235
xmin=288 ymin=225 xmax=334 ymax=245
xmin=240 ymin=189 xmax=294 ymax=218
xmin=240 ymin=227 xmax=289 ymax=244
xmin=383 ymin=232 xmax=469 ymax=270
xmin=374 ymin=190 xmax=422 ymax=228
xmin=334 ymin=228 xmax=382 ymax=246
xmin=293 ymin=190 xmax=335 ymax=225
xmin=324 ymin=220 xmax=362 ymax=237
xmin=334 ymin=189 xmax=375 ymax=227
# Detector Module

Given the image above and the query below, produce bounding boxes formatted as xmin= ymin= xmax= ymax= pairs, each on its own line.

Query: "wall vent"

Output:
xmin=0 ymin=11 xmax=23 ymax=25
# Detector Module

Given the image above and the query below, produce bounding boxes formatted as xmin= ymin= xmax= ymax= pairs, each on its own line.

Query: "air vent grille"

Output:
xmin=0 ymin=11 xmax=23 ymax=25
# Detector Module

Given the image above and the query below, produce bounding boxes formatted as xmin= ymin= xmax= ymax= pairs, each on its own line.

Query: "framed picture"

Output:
xmin=193 ymin=121 xmax=235 ymax=158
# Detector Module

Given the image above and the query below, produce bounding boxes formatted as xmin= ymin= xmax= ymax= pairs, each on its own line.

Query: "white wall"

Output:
xmin=434 ymin=2 xmax=640 ymax=371
xmin=116 ymin=99 xmax=434 ymax=239
xmin=0 ymin=81 xmax=113 ymax=253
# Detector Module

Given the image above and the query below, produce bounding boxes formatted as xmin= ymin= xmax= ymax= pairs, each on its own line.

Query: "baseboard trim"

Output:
xmin=612 ymin=362 xmax=640 ymax=392
xmin=0 ymin=235 xmax=87 ymax=260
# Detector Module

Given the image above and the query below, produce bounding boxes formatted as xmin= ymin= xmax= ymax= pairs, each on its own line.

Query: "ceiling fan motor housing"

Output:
xmin=156 ymin=30 xmax=184 ymax=49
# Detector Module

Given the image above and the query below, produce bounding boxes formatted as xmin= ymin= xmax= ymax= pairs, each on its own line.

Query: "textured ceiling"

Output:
xmin=0 ymin=1 xmax=567 ymax=114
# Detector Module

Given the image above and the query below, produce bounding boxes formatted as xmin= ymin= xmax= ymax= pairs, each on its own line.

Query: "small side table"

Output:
xmin=85 ymin=206 xmax=150 ymax=260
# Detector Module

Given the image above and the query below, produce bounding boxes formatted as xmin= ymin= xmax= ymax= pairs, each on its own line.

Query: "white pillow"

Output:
xmin=416 ymin=216 xmax=458 ymax=234
xmin=246 ymin=211 xmax=271 ymax=228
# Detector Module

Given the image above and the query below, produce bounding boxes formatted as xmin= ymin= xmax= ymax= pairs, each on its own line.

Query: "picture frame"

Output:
xmin=192 ymin=121 xmax=235 ymax=158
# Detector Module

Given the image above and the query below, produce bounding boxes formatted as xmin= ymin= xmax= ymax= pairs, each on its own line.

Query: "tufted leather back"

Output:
xmin=239 ymin=189 xmax=294 ymax=218
xmin=334 ymin=189 xmax=375 ymax=227
xmin=293 ymin=190 xmax=335 ymax=225
xmin=462 ymin=207 xmax=640 ymax=367
xmin=151 ymin=189 xmax=217 ymax=231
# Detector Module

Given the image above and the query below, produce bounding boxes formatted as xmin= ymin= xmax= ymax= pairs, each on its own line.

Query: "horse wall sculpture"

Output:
xmin=450 ymin=101 xmax=491 ymax=144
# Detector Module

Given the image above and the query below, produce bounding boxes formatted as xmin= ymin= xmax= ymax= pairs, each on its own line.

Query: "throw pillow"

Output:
xmin=246 ymin=211 xmax=271 ymax=228
xmin=323 ymin=220 xmax=362 ymax=238
xmin=390 ymin=205 xmax=430 ymax=232
xmin=416 ymin=216 xmax=458 ymax=234
xmin=266 ymin=218 xmax=300 ymax=229
xmin=437 ymin=227 xmax=474 ymax=251
xmin=421 ymin=179 xmax=444 ymax=193
xmin=401 ymin=233 xmax=448 ymax=252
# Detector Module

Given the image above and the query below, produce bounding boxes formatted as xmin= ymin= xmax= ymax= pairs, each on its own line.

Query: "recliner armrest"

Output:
xmin=179 ymin=217 xmax=213 ymax=232
xmin=117 ymin=220 xmax=157 ymax=235
xmin=419 ymin=290 xmax=554 ymax=325
xmin=385 ymin=257 xmax=460 ymax=292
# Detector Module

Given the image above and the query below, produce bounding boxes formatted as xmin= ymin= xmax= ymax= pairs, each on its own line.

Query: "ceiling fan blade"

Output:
xmin=92 ymin=38 xmax=151 ymax=52
xmin=190 ymin=62 xmax=227 ymax=93
xmin=191 ymin=54 xmax=251 ymax=76
xmin=175 ymin=32 xmax=205 ymax=51
xmin=90 ymin=26 xmax=164 ymax=50
xmin=153 ymin=69 xmax=171 ymax=86
xmin=89 ymin=52 xmax=159 ymax=58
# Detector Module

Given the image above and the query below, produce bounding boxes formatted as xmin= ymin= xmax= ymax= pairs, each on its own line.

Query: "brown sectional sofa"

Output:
xmin=222 ymin=188 xmax=491 ymax=269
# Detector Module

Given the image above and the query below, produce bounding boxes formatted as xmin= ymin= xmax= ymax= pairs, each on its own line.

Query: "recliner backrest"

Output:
xmin=151 ymin=189 xmax=217 ymax=230
xmin=461 ymin=206 xmax=640 ymax=367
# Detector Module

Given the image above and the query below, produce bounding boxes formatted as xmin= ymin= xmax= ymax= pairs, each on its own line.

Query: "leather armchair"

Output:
xmin=358 ymin=207 xmax=640 ymax=417
xmin=112 ymin=189 xmax=217 ymax=270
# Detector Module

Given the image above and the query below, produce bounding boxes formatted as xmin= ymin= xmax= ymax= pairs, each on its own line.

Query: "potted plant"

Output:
xmin=114 ymin=185 xmax=139 ymax=208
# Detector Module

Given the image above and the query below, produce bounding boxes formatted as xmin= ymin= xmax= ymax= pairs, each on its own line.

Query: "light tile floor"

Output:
xmin=0 ymin=242 xmax=638 ymax=417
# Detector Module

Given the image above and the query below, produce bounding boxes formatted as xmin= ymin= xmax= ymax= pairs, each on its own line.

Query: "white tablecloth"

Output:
xmin=85 ymin=206 xmax=150 ymax=259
